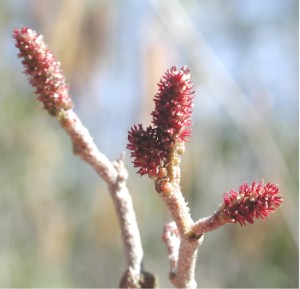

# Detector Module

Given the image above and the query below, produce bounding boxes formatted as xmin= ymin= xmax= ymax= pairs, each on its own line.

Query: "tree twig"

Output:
xmin=13 ymin=26 xmax=146 ymax=288
xmin=59 ymin=110 xmax=145 ymax=285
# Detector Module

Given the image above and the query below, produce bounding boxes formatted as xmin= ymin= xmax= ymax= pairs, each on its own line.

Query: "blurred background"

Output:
xmin=0 ymin=0 xmax=298 ymax=287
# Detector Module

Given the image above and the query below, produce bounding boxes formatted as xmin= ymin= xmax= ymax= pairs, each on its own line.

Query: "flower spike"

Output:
xmin=220 ymin=180 xmax=283 ymax=226
xmin=127 ymin=66 xmax=194 ymax=178
xmin=152 ymin=66 xmax=194 ymax=143
xmin=13 ymin=26 xmax=73 ymax=116
xmin=127 ymin=124 xmax=163 ymax=176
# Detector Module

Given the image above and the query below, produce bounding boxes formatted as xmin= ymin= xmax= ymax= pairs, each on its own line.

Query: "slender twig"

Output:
xmin=112 ymin=156 xmax=143 ymax=275
xmin=172 ymin=235 xmax=203 ymax=289
xmin=158 ymin=185 xmax=194 ymax=237
xmin=162 ymin=222 xmax=203 ymax=289
xmin=158 ymin=147 xmax=202 ymax=288
xmin=59 ymin=110 xmax=118 ymax=183
xmin=192 ymin=212 xmax=233 ymax=237
xmin=162 ymin=222 xmax=180 ymax=275
xmin=59 ymin=110 xmax=144 ymax=281
xmin=159 ymin=181 xmax=201 ymax=288
xmin=162 ymin=149 xmax=194 ymax=236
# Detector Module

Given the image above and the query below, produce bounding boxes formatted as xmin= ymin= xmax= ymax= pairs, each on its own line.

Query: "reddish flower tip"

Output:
xmin=152 ymin=66 xmax=194 ymax=142
xmin=13 ymin=26 xmax=73 ymax=116
xmin=127 ymin=124 xmax=163 ymax=176
xmin=127 ymin=66 xmax=195 ymax=177
xmin=221 ymin=180 xmax=283 ymax=226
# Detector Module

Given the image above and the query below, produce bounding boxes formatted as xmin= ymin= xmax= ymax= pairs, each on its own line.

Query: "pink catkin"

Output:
xmin=127 ymin=66 xmax=194 ymax=176
xmin=13 ymin=26 xmax=73 ymax=116
xmin=222 ymin=180 xmax=283 ymax=226
xmin=152 ymin=66 xmax=194 ymax=143
xmin=127 ymin=124 xmax=162 ymax=176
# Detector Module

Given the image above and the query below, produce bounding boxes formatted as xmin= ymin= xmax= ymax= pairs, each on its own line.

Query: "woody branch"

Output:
xmin=127 ymin=66 xmax=283 ymax=288
xmin=13 ymin=26 xmax=147 ymax=288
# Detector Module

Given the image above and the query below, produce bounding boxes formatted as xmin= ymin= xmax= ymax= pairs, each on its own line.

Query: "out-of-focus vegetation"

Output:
xmin=0 ymin=0 xmax=298 ymax=287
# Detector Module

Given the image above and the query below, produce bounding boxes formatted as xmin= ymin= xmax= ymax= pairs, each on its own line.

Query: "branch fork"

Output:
xmin=127 ymin=65 xmax=283 ymax=288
